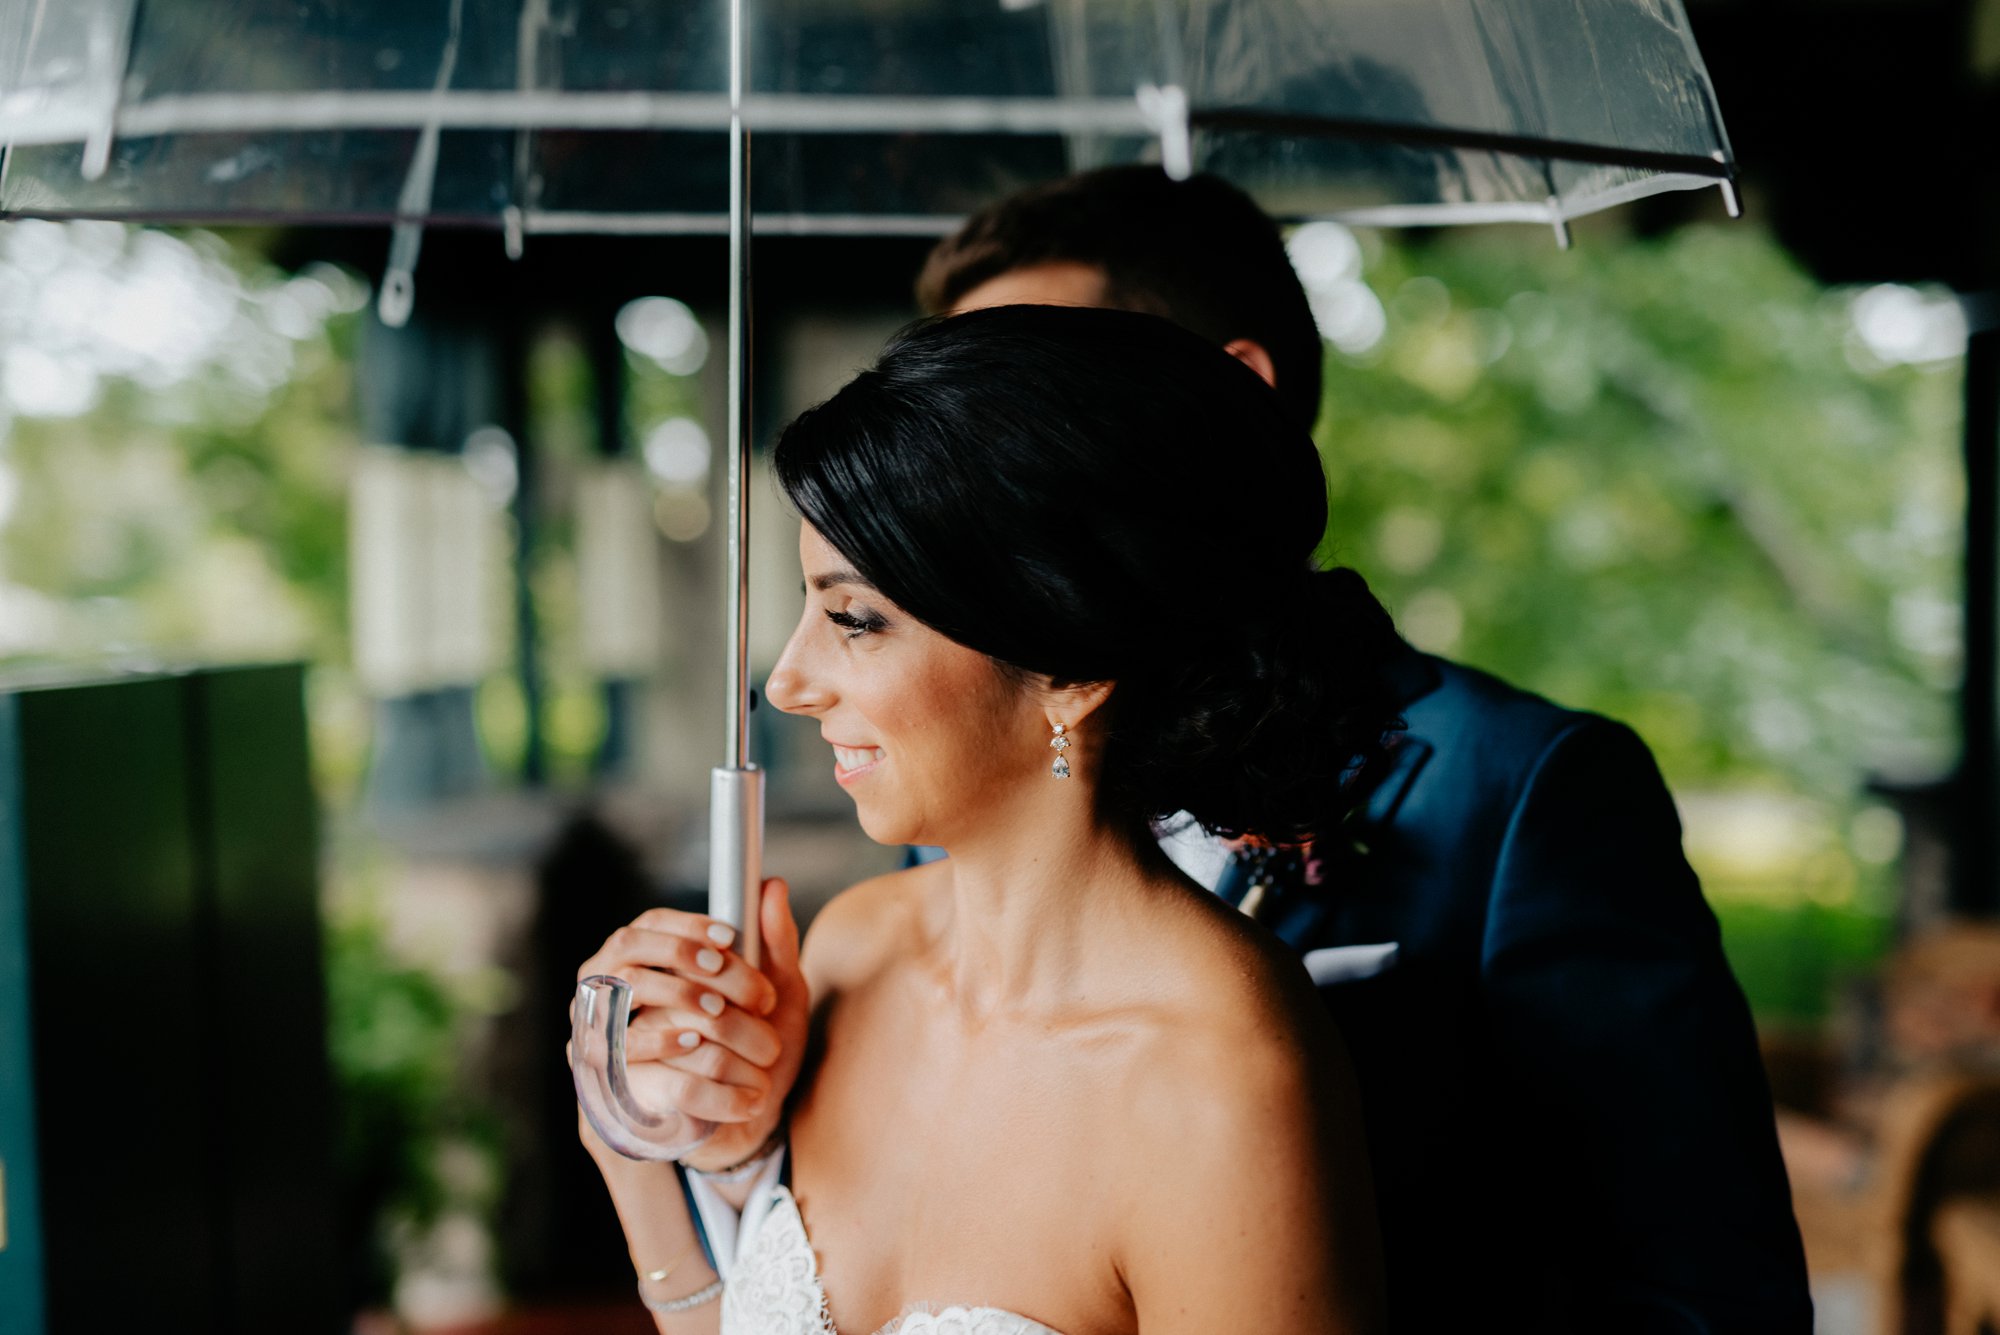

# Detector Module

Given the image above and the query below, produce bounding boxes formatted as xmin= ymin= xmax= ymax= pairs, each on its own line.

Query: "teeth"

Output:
xmin=834 ymin=746 xmax=885 ymax=773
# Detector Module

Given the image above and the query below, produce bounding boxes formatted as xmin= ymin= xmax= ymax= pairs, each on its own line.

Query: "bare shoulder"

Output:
xmin=796 ymin=861 xmax=938 ymax=999
xmin=1164 ymin=885 xmax=1337 ymax=1061
xmin=1100 ymin=883 xmax=1354 ymax=1159
xmin=1108 ymin=890 xmax=1384 ymax=1332
xmin=1139 ymin=916 xmax=1336 ymax=1140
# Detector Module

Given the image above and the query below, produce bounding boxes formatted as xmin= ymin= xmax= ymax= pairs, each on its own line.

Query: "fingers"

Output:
xmin=578 ymin=907 xmax=741 ymax=967
xmin=621 ymin=1058 xmax=769 ymax=1124
xmin=761 ymin=878 xmax=801 ymax=980
xmin=628 ymin=906 xmax=744 ymax=952
xmin=623 ymin=982 xmax=783 ymax=1068
xmin=625 ymin=1019 xmax=775 ymax=1095
xmin=578 ymin=922 xmax=779 ymax=1018
xmin=571 ymin=905 xmax=795 ymax=1132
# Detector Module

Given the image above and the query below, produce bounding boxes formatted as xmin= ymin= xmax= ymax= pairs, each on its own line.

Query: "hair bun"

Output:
xmin=1141 ymin=566 xmax=1403 ymax=846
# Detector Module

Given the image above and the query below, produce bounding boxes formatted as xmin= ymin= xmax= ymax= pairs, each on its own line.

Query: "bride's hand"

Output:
xmin=573 ymin=878 xmax=808 ymax=1171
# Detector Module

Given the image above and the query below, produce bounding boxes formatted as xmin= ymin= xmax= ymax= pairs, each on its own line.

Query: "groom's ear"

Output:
xmin=1222 ymin=337 xmax=1278 ymax=391
xmin=1043 ymin=678 xmax=1115 ymax=730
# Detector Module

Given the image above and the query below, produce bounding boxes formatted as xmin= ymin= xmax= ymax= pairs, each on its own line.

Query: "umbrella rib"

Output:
xmin=1189 ymin=106 xmax=1732 ymax=180
xmin=0 ymin=91 xmax=1149 ymax=140
xmin=0 ymin=92 xmax=1727 ymax=179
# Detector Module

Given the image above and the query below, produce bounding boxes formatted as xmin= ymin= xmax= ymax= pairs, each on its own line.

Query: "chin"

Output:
xmin=851 ymin=799 xmax=923 ymax=849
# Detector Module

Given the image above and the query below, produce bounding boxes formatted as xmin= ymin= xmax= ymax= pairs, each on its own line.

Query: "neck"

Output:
xmin=927 ymin=792 xmax=1168 ymax=1023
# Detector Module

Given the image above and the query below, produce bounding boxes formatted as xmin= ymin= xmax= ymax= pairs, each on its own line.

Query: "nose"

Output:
xmin=765 ymin=619 xmax=828 ymax=716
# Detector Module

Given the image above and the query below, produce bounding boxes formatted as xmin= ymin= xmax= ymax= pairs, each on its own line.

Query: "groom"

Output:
xmin=913 ymin=168 xmax=1812 ymax=1333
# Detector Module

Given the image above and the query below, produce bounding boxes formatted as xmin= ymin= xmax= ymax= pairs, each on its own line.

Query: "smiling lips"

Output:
xmin=832 ymin=744 xmax=885 ymax=779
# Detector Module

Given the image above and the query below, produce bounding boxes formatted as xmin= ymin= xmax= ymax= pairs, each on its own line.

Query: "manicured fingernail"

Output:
xmin=678 ymin=1031 xmax=702 ymax=1049
xmin=699 ymin=992 xmax=725 ymax=1017
xmin=696 ymin=948 xmax=724 ymax=972
xmin=706 ymin=922 xmax=735 ymax=947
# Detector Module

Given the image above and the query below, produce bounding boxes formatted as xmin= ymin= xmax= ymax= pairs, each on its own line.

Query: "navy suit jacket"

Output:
xmin=1218 ymin=647 xmax=1813 ymax=1333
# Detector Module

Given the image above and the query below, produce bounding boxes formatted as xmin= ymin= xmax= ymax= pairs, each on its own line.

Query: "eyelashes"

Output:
xmin=825 ymin=607 xmax=888 ymax=640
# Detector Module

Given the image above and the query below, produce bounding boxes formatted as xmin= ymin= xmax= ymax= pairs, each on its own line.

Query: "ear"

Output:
xmin=1045 ymin=679 xmax=1116 ymax=732
xmin=1222 ymin=337 xmax=1278 ymax=391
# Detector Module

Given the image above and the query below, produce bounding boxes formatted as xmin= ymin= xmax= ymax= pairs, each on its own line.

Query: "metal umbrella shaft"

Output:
xmin=711 ymin=0 xmax=764 ymax=971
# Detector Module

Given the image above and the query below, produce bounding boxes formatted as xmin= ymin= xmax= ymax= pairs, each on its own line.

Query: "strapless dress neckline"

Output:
xmin=721 ymin=1183 xmax=1069 ymax=1335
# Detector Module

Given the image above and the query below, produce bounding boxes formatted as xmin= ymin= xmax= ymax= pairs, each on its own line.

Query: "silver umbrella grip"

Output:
xmin=709 ymin=765 xmax=765 ymax=968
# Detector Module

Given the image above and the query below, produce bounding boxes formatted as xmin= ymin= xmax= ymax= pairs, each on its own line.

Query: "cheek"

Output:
xmin=897 ymin=667 xmax=1027 ymax=773
xmin=859 ymin=652 xmax=1039 ymax=832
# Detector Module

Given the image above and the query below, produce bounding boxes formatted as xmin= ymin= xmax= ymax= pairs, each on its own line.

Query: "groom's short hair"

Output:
xmin=915 ymin=165 xmax=1325 ymax=430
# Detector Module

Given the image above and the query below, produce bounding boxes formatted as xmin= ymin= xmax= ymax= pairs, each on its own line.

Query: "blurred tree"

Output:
xmin=0 ymin=221 xmax=369 ymax=791
xmin=1316 ymin=223 xmax=1962 ymax=798
xmin=1300 ymin=221 xmax=1965 ymax=1019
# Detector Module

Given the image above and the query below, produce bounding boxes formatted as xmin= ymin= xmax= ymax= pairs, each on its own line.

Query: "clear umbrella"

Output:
xmin=0 ymin=0 xmax=1737 ymax=1157
xmin=1 ymin=1 xmax=1735 ymax=241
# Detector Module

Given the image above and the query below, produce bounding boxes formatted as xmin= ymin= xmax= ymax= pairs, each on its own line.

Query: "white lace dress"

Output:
xmin=690 ymin=1151 xmax=1067 ymax=1335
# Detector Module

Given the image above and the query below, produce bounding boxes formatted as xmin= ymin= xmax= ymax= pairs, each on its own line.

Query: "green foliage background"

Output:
xmin=1304 ymin=224 xmax=1963 ymax=1021
xmin=0 ymin=218 xmax=1969 ymax=1032
xmin=1317 ymin=226 xmax=1960 ymax=798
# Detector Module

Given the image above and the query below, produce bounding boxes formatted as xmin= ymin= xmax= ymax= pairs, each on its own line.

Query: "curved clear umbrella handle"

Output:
xmin=572 ymin=974 xmax=717 ymax=1160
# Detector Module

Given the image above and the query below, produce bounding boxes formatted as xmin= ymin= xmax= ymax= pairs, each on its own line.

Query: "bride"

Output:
xmin=579 ymin=305 xmax=1398 ymax=1334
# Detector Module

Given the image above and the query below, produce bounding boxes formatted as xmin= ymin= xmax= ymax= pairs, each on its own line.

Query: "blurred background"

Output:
xmin=2 ymin=2 xmax=1999 ymax=1334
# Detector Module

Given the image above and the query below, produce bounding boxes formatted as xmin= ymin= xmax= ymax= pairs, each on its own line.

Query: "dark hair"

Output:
xmin=774 ymin=304 xmax=1398 ymax=847
xmin=914 ymin=166 xmax=1324 ymax=431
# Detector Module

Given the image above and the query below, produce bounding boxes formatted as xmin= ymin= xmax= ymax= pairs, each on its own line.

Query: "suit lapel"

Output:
xmin=1362 ymin=641 xmax=1443 ymax=832
xmin=1364 ymin=735 xmax=1433 ymax=830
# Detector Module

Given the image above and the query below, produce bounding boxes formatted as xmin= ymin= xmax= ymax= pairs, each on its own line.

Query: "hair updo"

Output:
xmin=773 ymin=304 xmax=1402 ymax=846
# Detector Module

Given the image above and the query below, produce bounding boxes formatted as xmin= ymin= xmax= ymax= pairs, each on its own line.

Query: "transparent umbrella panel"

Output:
xmin=0 ymin=0 xmax=1733 ymax=233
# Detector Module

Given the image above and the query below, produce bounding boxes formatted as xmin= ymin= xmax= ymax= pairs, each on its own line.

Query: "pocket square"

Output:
xmin=1304 ymin=942 xmax=1399 ymax=985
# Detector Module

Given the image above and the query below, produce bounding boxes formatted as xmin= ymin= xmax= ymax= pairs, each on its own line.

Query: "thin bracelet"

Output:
xmin=639 ymin=1277 xmax=724 ymax=1315
xmin=639 ymin=1245 xmax=692 ymax=1289
xmin=682 ymin=1121 xmax=785 ymax=1182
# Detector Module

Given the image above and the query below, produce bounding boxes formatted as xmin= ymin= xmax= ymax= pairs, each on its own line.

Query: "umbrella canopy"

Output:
xmin=1 ymin=0 xmax=1734 ymax=238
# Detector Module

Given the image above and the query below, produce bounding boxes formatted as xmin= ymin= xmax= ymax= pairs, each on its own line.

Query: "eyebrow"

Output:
xmin=809 ymin=568 xmax=876 ymax=592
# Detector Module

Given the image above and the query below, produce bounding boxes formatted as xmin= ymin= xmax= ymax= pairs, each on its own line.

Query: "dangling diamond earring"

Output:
xmin=1049 ymin=722 xmax=1072 ymax=779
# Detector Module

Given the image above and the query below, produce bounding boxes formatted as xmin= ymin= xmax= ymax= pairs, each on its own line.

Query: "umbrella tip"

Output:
xmin=378 ymin=269 xmax=416 ymax=328
xmin=1138 ymin=85 xmax=1193 ymax=181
